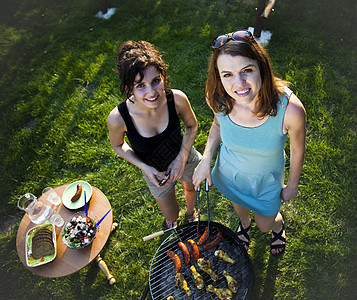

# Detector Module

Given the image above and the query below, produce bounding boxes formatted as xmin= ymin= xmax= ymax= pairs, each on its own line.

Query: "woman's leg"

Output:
xmin=255 ymin=211 xmax=286 ymax=254
xmin=232 ymin=202 xmax=251 ymax=228
xmin=180 ymin=180 xmax=197 ymax=216
xmin=232 ymin=202 xmax=251 ymax=247
xmin=155 ymin=188 xmax=179 ymax=224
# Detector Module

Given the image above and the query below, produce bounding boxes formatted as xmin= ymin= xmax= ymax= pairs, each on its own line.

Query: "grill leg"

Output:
xmin=141 ymin=282 xmax=150 ymax=300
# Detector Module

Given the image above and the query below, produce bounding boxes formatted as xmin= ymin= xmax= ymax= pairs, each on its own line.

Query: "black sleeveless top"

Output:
xmin=118 ymin=89 xmax=182 ymax=172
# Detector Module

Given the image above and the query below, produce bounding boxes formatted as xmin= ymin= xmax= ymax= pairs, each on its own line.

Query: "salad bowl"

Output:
xmin=61 ymin=212 xmax=98 ymax=249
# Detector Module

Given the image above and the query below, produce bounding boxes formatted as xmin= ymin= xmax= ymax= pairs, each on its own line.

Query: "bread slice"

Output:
xmin=31 ymin=227 xmax=55 ymax=259
xmin=32 ymin=241 xmax=54 ymax=259
xmin=32 ymin=230 xmax=52 ymax=243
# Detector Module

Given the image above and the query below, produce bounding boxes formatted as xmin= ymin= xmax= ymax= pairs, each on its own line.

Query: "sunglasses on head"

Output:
xmin=211 ymin=30 xmax=253 ymax=49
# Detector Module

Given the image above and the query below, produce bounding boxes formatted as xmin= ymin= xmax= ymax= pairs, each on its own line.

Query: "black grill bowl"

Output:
xmin=146 ymin=221 xmax=254 ymax=300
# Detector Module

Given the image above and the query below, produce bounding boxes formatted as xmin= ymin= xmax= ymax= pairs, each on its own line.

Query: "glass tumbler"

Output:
xmin=42 ymin=187 xmax=61 ymax=205
xmin=18 ymin=193 xmax=64 ymax=226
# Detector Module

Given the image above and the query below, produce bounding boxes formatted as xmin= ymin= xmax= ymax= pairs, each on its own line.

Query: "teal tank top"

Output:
xmin=212 ymin=87 xmax=292 ymax=216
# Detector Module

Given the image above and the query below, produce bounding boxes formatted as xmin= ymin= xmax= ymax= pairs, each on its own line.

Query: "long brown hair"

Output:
xmin=206 ymin=38 xmax=288 ymax=117
xmin=116 ymin=40 xmax=170 ymax=99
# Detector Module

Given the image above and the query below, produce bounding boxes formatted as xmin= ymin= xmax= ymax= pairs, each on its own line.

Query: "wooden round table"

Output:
xmin=16 ymin=184 xmax=113 ymax=279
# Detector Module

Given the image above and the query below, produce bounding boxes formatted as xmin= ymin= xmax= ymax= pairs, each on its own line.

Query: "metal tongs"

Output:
xmin=205 ymin=179 xmax=210 ymax=236
xmin=196 ymin=180 xmax=210 ymax=237
xmin=196 ymin=184 xmax=201 ymax=236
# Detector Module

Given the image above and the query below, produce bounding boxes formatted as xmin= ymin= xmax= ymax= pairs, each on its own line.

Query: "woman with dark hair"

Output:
xmin=108 ymin=40 xmax=201 ymax=228
xmin=193 ymin=30 xmax=306 ymax=255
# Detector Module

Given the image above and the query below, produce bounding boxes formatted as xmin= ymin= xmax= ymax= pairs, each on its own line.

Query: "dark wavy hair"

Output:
xmin=206 ymin=37 xmax=289 ymax=117
xmin=116 ymin=40 xmax=170 ymax=98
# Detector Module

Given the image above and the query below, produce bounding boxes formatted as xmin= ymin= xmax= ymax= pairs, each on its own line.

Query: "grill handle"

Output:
xmin=143 ymin=230 xmax=165 ymax=241
xmin=143 ymin=231 xmax=164 ymax=241
xmin=143 ymin=227 xmax=173 ymax=241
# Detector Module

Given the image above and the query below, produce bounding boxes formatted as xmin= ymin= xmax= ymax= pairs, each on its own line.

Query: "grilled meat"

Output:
xmin=71 ymin=184 xmax=82 ymax=202
xmin=214 ymin=250 xmax=236 ymax=264
xmin=175 ymin=272 xmax=192 ymax=297
xmin=197 ymin=226 xmax=210 ymax=245
xmin=187 ymin=239 xmax=199 ymax=261
xmin=177 ymin=241 xmax=190 ymax=265
xmin=197 ymin=258 xmax=218 ymax=281
xmin=167 ymin=250 xmax=181 ymax=273
xmin=190 ymin=265 xmax=204 ymax=289
xmin=203 ymin=231 xmax=223 ymax=250
xmin=206 ymin=284 xmax=233 ymax=300
xmin=223 ymin=270 xmax=238 ymax=293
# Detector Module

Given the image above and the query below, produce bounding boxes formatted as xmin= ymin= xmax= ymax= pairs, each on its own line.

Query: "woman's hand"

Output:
xmin=281 ymin=184 xmax=299 ymax=202
xmin=192 ymin=158 xmax=212 ymax=191
xmin=166 ymin=156 xmax=186 ymax=182
xmin=192 ymin=116 xmax=221 ymax=191
xmin=142 ymin=165 xmax=167 ymax=187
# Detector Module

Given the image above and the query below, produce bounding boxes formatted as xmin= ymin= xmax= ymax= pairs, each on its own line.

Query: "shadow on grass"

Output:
xmin=229 ymin=219 xmax=290 ymax=300
xmin=259 ymin=254 xmax=282 ymax=300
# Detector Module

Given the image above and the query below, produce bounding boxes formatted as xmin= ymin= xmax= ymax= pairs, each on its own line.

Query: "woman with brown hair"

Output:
xmin=193 ymin=30 xmax=306 ymax=255
xmin=108 ymin=40 xmax=201 ymax=228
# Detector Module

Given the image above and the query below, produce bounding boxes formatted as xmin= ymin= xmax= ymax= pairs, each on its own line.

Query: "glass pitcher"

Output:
xmin=18 ymin=193 xmax=52 ymax=224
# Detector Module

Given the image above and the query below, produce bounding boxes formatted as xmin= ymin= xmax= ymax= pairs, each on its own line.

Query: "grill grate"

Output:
xmin=149 ymin=221 xmax=254 ymax=299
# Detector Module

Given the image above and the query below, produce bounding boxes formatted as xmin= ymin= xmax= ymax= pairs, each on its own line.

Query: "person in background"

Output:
xmin=193 ymin=30 xmax=306 ymax=255
xmin=108 ymin=40 xmax=201 ymax=228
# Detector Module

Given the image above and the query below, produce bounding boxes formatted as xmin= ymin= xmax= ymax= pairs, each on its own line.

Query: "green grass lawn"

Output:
xmin=0 ymin=0 xmax=356 ymax=299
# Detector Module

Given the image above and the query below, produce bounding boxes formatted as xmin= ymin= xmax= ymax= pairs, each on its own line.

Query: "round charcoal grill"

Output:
xmin=143 ymin=221 xmax=254 ymax=299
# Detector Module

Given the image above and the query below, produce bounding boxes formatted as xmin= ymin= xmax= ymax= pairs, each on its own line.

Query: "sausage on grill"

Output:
xmin=187 ymin=239 xmax=199 ymax=261
xmin=177 ymin=242 xmax=190 ymax=265
xmin=167 ymin=250 xmax=181 ymax=273
xmin=203 ymin=231 xmax=223 ymax=250
xmin=197 ymin=226 xmax=210 ymax=246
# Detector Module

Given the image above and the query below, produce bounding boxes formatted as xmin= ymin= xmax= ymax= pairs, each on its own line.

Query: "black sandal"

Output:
xmin=271 ymin=222 xmax=286 ymax=256
xmin=236 ymin=221 xmax=251 ymax=250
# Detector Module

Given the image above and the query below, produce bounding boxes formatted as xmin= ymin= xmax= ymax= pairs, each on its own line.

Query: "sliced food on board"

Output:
xmin=25 ymin=222 xmax=57 ymax=267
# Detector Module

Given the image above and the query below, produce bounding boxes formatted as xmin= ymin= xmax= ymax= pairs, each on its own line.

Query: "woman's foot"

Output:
xmin=271 ymin=222 xmax=286 ymax=255
xmin=165 ymin=219 xmax=177 ymax=229
xmin=186 ymin=208 xmax=198 ymax=223
xmin=236 ymin=221 xmax=251 ymax=250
